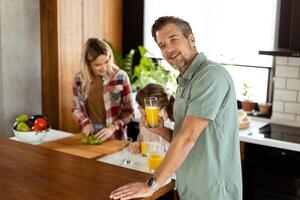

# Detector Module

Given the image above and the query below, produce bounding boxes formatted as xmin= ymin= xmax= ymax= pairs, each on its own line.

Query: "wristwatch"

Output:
xmin=146 ymin=177 xmax=160 ymax=191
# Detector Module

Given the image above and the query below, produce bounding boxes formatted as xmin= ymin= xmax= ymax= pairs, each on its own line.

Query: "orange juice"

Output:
xmin=148 ymin=153 xmax=164 ymax=172
xmin=141 ymin=142 xmax=147 ymax=156
xmin=145 ymin=106 xmax=159 ymax=128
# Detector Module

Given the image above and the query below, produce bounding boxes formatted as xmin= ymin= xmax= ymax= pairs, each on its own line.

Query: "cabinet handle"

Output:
xmin=281 ymin=151 xmax=287 ymax=156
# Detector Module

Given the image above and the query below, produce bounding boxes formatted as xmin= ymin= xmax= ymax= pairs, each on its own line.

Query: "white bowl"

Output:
xmin=13 ymin=129 xmax=49 ymax=144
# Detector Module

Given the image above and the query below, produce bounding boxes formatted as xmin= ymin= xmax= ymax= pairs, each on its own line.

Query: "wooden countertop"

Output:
xmin=0 ymin=139 xmax=174 ymax=200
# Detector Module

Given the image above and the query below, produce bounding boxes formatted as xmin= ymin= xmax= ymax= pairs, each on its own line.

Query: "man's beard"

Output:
xmin=177 ymin=60 xmax=186 ymax=71
xmin=174 ymin=56 xmax=190 ymax=72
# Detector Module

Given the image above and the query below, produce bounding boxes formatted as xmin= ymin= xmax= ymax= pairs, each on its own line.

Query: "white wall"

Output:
xmin=0 ymin=0 xmax=41 ymax=138
xmin=272 ymin=57 xmax=300 ymax=124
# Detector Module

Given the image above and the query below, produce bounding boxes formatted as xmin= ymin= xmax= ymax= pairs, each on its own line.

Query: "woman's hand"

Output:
xmin=129 ymin=142 xmax=141 ymax=154
xmin=81 ymin=124 xmax=94 ymax=136
xmin=95 ymin=124 xmax=116 ymax=142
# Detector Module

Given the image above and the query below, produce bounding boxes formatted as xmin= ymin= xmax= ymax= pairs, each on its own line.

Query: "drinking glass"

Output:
xmin=144 ymin=97 xmax=159 ymax=128
xmin=122 ymin=137 xmax=133 ymax=165
xmin=140 ymin=135 xmax=149 ymax=157
xmin=147 ymin=140 xmax=164 ymax=172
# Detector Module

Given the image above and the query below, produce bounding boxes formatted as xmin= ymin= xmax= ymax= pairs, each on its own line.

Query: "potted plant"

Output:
xmin=241 ymin=83 xmax=255 ymax=112
xmin=130 ymin=46 xmax=177 ymax=91
xmin=106 ymin=40 xmax=177 ymax=92
xmin=258 ymin=102 xmax=272 ymax=115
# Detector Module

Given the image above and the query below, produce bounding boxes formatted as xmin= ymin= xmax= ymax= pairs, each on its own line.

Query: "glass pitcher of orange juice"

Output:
xmin=144 ymin=97 xmax=159 ymax=128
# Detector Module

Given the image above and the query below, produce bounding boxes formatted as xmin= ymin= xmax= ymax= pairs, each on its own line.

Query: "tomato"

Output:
xmin=34 ymin=118 xmax=48 ymax=130
xmin=31 ymin=125 xmax=42 ymax=131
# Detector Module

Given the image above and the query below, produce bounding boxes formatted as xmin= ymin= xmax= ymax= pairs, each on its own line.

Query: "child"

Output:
xmin=129 ymin=83 xmax=175 ymax=154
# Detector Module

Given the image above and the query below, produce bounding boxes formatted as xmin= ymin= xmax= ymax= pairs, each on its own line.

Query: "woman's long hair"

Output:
xmin=80 ymin=38 xmax=119 ymax=96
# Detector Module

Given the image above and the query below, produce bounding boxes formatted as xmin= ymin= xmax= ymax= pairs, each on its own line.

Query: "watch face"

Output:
xmin=147 ymin=177 xmax=154 ymax=187
xmin=147 ymin=177 xmax=159 ymax=191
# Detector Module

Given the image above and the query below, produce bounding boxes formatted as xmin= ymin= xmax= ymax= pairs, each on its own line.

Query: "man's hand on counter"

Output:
xmin=110 ymin=182 xmax=155 ymax=200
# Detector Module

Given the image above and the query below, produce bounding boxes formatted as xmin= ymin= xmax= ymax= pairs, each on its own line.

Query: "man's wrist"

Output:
xmin=146 ymin=177 xmax=160 ymax=191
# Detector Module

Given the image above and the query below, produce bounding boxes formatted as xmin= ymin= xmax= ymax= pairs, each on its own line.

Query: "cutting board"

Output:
xmin=39 ymin=134 xmax=123 ymax=159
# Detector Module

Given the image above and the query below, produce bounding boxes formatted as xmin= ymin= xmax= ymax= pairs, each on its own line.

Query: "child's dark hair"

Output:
xmin=136 ymin=83 xmax=175 ymax=121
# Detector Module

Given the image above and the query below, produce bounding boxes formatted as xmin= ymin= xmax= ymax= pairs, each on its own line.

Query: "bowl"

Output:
xmin=13 ymin=128 xmax=49 ymax=144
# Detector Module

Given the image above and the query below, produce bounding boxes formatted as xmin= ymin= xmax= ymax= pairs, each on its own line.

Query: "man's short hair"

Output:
xmin=151 ymin=16 xmax=194 ymax=42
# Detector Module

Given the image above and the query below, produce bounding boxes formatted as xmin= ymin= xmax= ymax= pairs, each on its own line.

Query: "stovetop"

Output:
xmin=248 ymin=123 xmax=300 ymax=144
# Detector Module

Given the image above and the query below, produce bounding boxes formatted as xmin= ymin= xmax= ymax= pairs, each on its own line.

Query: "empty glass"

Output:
xmin=122 ymin=137 xmax=133 ymax=165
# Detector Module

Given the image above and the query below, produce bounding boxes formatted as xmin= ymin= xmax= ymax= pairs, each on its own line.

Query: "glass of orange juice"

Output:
xmin=144 ymin=97 xmax=159 ymax=128
xmin=147 ymin=141 xmax=164 ymax=172
xmin=140 ymin=135 xmax=148 ymax=157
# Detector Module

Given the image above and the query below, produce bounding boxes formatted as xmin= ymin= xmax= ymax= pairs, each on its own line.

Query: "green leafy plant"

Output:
xmin=242 ymin=83 xmax=252 ymax=102
xmin=131 ymin=46 xmax=177 ymax=91
xmin=105 ymin=40 xmax=177 ymax=92
xmin=241 ymin=83 xmax=256 ymax=112
xmin=104 ymin=40 xmax=135 ymax=79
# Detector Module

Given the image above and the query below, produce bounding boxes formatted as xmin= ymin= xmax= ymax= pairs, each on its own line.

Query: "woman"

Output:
xmin=72 ymin=38 xmax=134 ymax=142
xmin=129 ymin=83 xmax=175 ymax=154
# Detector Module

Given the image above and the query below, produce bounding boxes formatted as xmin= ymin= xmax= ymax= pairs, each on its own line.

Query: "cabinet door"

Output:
xmin=290 ymin=0 xmax=300 ymax=50
xmin=255 ymin=169 xmax=300 ymax=198
xmin=278 ymin=0 xmax=300 ymax=50
xmin=278 ymin=0 xmax=292 ymax=49
xmin=255 ymin=191 xmax=299 ymax=200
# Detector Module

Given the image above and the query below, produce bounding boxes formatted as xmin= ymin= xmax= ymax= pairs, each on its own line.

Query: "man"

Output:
xmin=110 ymin=16 xmax=242 ymax=200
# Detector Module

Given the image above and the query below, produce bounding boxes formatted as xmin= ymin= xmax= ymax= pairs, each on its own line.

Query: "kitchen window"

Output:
xmin=144 ymin=0 xmax=277 ymax=104
xmin=224 ymin=64 xmax=271 ymax=103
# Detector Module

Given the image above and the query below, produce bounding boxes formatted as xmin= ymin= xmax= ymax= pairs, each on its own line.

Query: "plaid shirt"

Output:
xmin=72 ymin=69 xmax=134 ymax=139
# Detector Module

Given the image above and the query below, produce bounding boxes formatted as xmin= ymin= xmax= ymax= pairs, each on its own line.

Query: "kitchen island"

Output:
xmin=0 ymin=139 xmax=174 ymax=200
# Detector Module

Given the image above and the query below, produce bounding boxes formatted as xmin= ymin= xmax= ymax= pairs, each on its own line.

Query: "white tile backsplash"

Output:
xmin=273 ymin=89 xmax=297 ymax=101
xmin=275 ymin=66 xmax=299 ymax=78
xmin=273 ymin=56 xmax=300 ymax=123
xmin=285 ymin=103 xmax=300 ymax=114
xmin=286 ymin=79 xmax=300 ymax=90
xmin=276 ymin=57 xmax=288 ymax=65
xmin=288 ymin=57 xmax=300 ymax=66
xmin=272 ymin=112 xmax=296 ymax=121
xmin=274 ymin=77 xmax=286 ymax=89
xmin=273 ymin=101 xmax=284 ymax=112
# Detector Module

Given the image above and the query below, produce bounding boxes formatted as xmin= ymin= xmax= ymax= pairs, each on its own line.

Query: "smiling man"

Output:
xmin=110 ymin=16 xmax=242 ymax=200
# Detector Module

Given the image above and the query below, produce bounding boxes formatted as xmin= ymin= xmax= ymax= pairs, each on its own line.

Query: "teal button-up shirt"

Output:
xmin=174 ymin=53 xmax=242 ymax=200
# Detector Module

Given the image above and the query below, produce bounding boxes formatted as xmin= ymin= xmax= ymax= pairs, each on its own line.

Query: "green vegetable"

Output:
xmin=79 ymin=135 xmax=102 ymax=145
xmin=79 ymin=137 xmax=88 ymax=144
xmin=16 ymin=114 xmax=29 ymax=123
xmin=89 ymin=139 xmax=101 ymax=145
xmin=16 ymin=122 xmax=30 ymax=132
